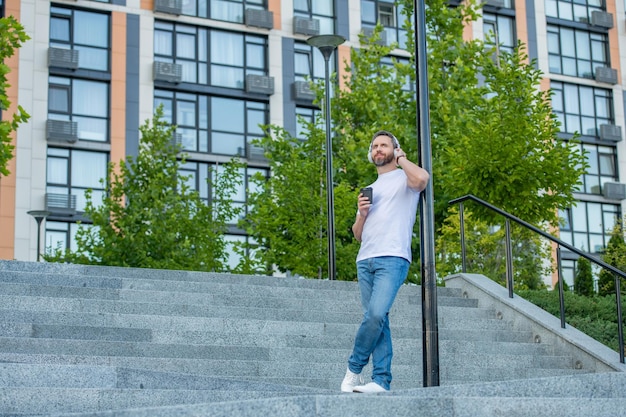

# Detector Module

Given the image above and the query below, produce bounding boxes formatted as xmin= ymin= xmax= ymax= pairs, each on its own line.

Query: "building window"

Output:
xmin=180 ymin=161 xmax=268 ymax=226
xmin=294 ymin=0 xmax=335 ymax=34
xmin=50 ymin=6 xmax=110 ymax=71
xmin=203 ymin=164 xmax=268 ymax=270
xmin=46 ymin=148 xmax=108 ymax=213
xmin=551 ymin=81 xmax=613 ymax=138
xmin=380 ymin=55 xmax=413 ymax=92
xmin=48 ymin=76 xmax=110 ymax=142
xmin=155 ymin=90 xmax=267 ymax=157
xmin=483 ymin=13 xmax=516 ymax=55
xmin=177 ymin=0 xmax=266 ymax=21
xmin=545 ymin=0 xmax=603 ymax=23
xmin=559 ymin=202 xmax=620 ymax=253
xmin=45 ymin=221 xmax=84 ymax=254
xmin=577 ymin=143 xmax=618 ymax=195
xmin=294 ymin=42 xmax=335 ymax=83
xmin=361 ymin=0 xmax=409 ymax=49
xmin=209 ymin=0 xmax=265 ymax=22
xmin=154 ymin=22 xmax=268 ymax=88
xmin=547 ymin=25 xmax=608 ymax=79
xmin=295 ymin=106 xmax=321 ymax=139
xmin=45 ymin=148 xmax=108 ymax=252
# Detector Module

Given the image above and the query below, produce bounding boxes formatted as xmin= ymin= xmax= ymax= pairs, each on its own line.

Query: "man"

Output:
xmin=341 ymin=130 xmax=430 ymax=393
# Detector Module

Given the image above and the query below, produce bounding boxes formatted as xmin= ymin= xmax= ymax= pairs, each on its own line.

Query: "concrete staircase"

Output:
xmin=0 ymin=260 xmax=624 ymax=416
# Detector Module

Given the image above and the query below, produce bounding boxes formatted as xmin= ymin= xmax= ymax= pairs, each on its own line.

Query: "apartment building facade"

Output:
xmin=1 ymin=0 xmax=625 ymax=285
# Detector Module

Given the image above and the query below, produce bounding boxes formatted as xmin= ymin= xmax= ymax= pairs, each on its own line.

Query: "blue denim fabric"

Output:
xmin=348 ymin=256 xmax=410 ymax=390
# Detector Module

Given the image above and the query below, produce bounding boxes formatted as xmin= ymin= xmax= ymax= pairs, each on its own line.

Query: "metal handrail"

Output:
xmin=449 ymin=194 xmax=625 ymax=363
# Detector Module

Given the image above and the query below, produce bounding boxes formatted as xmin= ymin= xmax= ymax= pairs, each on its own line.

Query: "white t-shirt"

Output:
xmin=356 ymin=169 xmax=420 ymax=263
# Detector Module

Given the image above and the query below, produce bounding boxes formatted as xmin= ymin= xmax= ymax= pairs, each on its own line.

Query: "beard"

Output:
xmin=373 ymin=152 xmax=395 ymax=167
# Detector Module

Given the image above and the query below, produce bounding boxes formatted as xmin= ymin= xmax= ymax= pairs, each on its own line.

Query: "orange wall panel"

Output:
xmin=110 ymin=12 xmax=127 ymax=171
xmin=0 ymin=0 xmax=23 ymax=259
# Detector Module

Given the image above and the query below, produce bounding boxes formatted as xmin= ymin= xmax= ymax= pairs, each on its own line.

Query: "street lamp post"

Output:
xmin=414 ymin=0 xmax=440 ymax=386
xmin=306 ymin=34 xmax=345 ymax=281
xmin=27 ymin=210 xmax=51 ymax=262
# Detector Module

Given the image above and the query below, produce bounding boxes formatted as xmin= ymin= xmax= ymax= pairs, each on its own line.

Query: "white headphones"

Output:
xmin=368 ymin=130 xmax=400 ymax=163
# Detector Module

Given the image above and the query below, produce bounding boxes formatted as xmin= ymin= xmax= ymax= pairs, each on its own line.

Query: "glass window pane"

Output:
xmin=155 ymin=31 xmax=173 ymax=56
xmin=576 ymin=87 xmax=593 ymax=117
xmin=177 ymin=100 xmax=196 ymax=126
xmin=589 ymin=234 xmax=603 ymax=253
xmin=50 ymin=17 xmax=70 ymax=42
xmin=247 ymin=43 xmax=265 ymax=69
xmin=49 ymin=86 xmax=69 ymax=113
xmin=587 ymin=203 xmax=602 ymax=233
xmin=572 ymin=203 xmax=587 ymax=232
xmin=247 ymin=109 xmax=265 ymax=135
xmin=563 ymin=84 xmax=580 ymax=114
xmin=212 ymin=131 xmax=245 ymax=155
xmin=599 ymin=153 xmax=615 ymax=176
xmin=211 ymin=32 xmax=243 ymax=65
xmin=361 ymin=0 xmax=376 ymax=23
xmin=74 ymin=117 xmax=107 ymax=142
xmin=313 ymin=0 xmax=334 ymax=15
xmin=47 ymin=157 xmax=68 ymax=184
xmin=575 ymin=31 xmax=590 ymax=59
xmin=573 ymin=232 xmax=588 ymax=251
xmin=71 ymin=151 xmax=107 ymax=188
xmin=177 ymin=33 xmax=196 ymax=59
xmin=211 ymin=66 xmax=244 ymax=88
xmin=45 ymin=229 xmax=68 ymax=253
xmin=74 ymin=11 xmax=108 ymax=47
xmin=294 ymin=0 xmax=309 ymax=12
xmin=212 ymin=98 xmax=244 ymax=132
xmin=73 ymin=80 xmax=108 ymax=117
xmin=211 ymin=0 xmax=243 ymax=22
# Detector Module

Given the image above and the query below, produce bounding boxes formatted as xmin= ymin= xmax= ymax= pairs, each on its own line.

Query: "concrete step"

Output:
xmin=0 ymin=387 xmax=320 ymax=416
xmin=36 ymin=372 xmax=624 ymax=417
xmin=0 ymin=293 xmax=477 ymax=325
xmin=0 ymin=260 xmax=619 ymax=416
xmin=0 ymin=279 xmax=477 ymax=312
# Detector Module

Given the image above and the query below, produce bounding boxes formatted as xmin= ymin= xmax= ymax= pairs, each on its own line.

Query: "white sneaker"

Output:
xmin=353 ymin=382 xmax=388 ymax=394
xmin=340 ymin=368 xmax=363 ymax=393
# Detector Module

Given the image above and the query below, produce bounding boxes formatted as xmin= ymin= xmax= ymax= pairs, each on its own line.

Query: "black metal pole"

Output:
xmin=505 ymin=219 xmax=514 ymax=298
xmin=459 ymin=202 xmax=466 ymax=273
xmin=28 ymin=210 xmax=50 ymax=262
xmin=615 ymin=274 xmax=624 ymax=363
xmin=306 ymin=35 xmax=345 ymax=280
xmin=34 ymin=217 xmax=43 ymax=262
xmin=322 ymin=52 xmax=336 ymax=280
xmin=557 ymin=247 xmax=566 ymax=329
xmin=414 ymin=0 xmax=440 ymax=387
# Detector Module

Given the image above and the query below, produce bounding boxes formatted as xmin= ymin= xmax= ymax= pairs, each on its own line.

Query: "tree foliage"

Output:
xmin=243 ymin=0 xmax=587 ymax=282
xmin=45 ymin=108 xmax=243 ymax=271
xmin=518 ymin=288 xmax=625 ymax=352
xmin=574 ymin=256 xmax=594 ymax=296
xmin=437 ymin=207 xmax=548 ymax=289
xmin=0 ymin=16 xmax=30 ymax=177
xmin=598 ymin=222 xmax=626 ymax=296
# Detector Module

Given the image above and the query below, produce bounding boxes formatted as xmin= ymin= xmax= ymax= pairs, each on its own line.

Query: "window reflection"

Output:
xmin=559 ymin=202 xmax=620 ymax=253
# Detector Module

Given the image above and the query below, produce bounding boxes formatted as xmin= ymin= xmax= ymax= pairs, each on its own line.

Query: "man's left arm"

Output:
xmin=395 ymin=148 xmax=429 ymax=192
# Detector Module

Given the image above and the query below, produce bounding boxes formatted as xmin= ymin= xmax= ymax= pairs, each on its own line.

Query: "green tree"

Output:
xmin=598 ymin=222 xmax=626 ymax=296
xmin=574 ymin=256 xmax=594 ymax=297
xmin=437 ymin=207 xmax=548 ymax=289
xmin=243 ymin=0 xmax=586 ymax=282
xmin=0 ymin=16 xmax=30 ymax=176
xmin=45 ymin=107 xmax=243 ymax=272
xmin=244 ymin=125 xmax=360 ymax=280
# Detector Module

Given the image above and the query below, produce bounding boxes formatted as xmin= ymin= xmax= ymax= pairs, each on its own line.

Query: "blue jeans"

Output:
xmin=348 ymin=256 xmax=409 ymax=390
